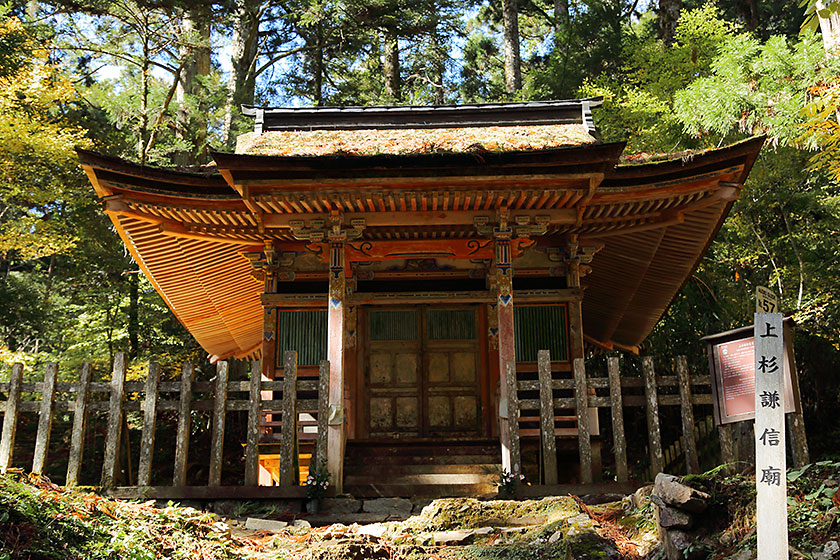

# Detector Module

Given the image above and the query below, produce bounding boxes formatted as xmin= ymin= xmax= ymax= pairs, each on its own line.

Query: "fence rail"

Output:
xmin=511 ymin=353 xmax=714 ymax=485
xmin=0 ymin=351 xmax=325 ymax=498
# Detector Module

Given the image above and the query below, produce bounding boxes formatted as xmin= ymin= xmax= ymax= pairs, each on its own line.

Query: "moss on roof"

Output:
xmin=235 ymin=124 xmax=598 ymax=156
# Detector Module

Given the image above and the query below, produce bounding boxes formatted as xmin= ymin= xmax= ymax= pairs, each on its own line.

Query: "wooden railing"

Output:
xmin=509 ymin=352 xmax=715 ymax=485
xmin=0 ymin=351 xmax=326 ymax=499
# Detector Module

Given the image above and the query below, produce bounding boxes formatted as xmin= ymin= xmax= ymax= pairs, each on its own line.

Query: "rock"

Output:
xmin=357 ymin=523 xmax=388 ymax=538
xmin=729 ymin=549 xmax=755 ymax=560
xmin=321 ymin=497 xmax=362 ymax=514
xmin=293 ymin=519 xmax=311 ymax=529
xmin=662 ymin=529 xmax=709 ymax=560
xmin=824 ymin=540 xmax=840 ymax=558
xmin=305 ymin=513 xmax=387 ymax=526
xmin=567 ymin=531 xmax=621 ymax=560
xmin=579 ymin=493 xmax=627 ymax=505
xmin=210 ymin=500 xmax=239 ymax=516
xmin=433 ymin=529 xmax=474 ymax=544
xmin=244 ymin=517 xmax=288 ymax=532
xmin=564 ymin=513 xmax=596 ymax=537
xmin=410 ymin=496 xmax=434 ymax=514
xmin=653 ymin=473 xmax=710 ymax=513
xmin=362 ymin=497 xmax=413 ymax=518
xmin=632 ymin=485 xmax=653 ymax=509
xmin=657 ymin=505 xmax=693 ymax=530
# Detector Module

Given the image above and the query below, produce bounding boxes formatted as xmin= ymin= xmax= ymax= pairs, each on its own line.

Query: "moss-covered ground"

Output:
xmin=1 ymin=462 xmax=837 ymax=559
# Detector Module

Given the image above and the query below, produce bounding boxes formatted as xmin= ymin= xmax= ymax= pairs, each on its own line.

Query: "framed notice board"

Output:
xmin=701 ymin=318 xmax=802 ymax=425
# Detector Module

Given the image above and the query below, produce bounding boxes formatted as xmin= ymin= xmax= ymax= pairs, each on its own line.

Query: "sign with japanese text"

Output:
xmin=711 ymin=336 xmax=796 ymax=423
xmin=754 ymin=313 xmax=787 ymax=560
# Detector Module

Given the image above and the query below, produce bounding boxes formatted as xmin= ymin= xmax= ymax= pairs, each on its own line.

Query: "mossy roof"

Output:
xmin=235 ymin=124 xmax=598 ymax=157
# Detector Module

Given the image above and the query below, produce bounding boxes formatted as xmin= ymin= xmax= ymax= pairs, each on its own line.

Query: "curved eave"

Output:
xmin=581 ymin=137 xmax=765 ymax=351
xmin=80 ymin=138 xmax=763 ymax=358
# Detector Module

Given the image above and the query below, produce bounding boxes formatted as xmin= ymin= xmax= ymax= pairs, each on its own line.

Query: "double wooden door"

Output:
xmin=365 ymin=306 xmax=483 ymax=438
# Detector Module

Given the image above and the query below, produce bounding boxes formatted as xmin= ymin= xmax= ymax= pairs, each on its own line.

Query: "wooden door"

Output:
xmin=424 ymin=308 xmax=482 ymax=436
xmin=365 ymin=307 xmax=482 ymax=439
xmin=367 ymin=309 xmax=423 ymax=438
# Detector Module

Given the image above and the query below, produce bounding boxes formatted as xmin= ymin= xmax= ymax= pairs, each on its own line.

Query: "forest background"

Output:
xmin=1 ymin=0 xmax=840 ymax=463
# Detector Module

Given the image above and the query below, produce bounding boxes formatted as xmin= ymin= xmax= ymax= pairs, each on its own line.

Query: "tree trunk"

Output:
xmin=657 ymin=0 xmax=681 ymax=45
xmin=127 ymin=272 xmax=139 ymax=359
xmin=502 ymin=0 xmax=522 ymax=94
xmin=383 ymin=28 xmax=400 ymax=102
xmin=313 ymin=19 xmax=324 ymax=106
xmin=430 ymin=30 xmax=445 ymax=104
xmin=176 ymin=6 xmax=212 ymax=164
xmin=740 ymin=0 xmax=759 ymax=32
xmin=554 ymin=0 xmax=569 ymax=37
xmin=817 ymin=1 xmax=840 ymax=54
xmin=223 ymin=0 xmax=260 ymax=147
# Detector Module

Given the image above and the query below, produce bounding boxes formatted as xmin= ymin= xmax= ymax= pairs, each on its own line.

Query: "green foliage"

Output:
xmin=0 ymin=472 xmax=240 ymax=559
xmin=581 ymin=4 xmax=742 ymax=153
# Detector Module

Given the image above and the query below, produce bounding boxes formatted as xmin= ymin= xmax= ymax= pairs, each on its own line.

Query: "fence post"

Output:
xmin=505 ymin=361 xmax=521 ymax=477
xmin=0 ymin=363 xmax=23 ymax=473
xmin=642 ymin=356 xmax=664 ymax=477
xmin=537 ymin=350 xmax=557 ymax=485
xmin=173 ymin=361 xmax=193 ymax=486
xmin=101 ymin=353 xmax=127 ymax=487
xmin=607 ymin=356 xmax=628 ymax=483
xmin=137 ymin=362 xmax=160 ymax=486
xmin=208 ymin=361 xmax=229 ymax=487
xmin=573 ymin=358 xmax=593 ymax=484
xmin=315 ymin=359 xmax=330 ymax=471
xmin=244 ymin=360 xmax=262 ymax=486
xmin=32 ymin=363 xmax=58 ymax=475
xmin=66 ymin=363 xmax=92 ymax=486
xmin=675 ymin=356 xmax=700 ymax=474
xmin=280 ymin=351 xmax=298 ymax=487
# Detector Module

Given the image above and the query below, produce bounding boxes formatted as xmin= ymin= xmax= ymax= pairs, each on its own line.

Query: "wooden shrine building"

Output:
xmin=78 ymin=99 xmax=763 ymax=493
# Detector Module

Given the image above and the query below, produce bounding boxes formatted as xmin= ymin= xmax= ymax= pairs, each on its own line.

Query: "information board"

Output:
xmin=703 ymin=320 xmax=801 ymax=425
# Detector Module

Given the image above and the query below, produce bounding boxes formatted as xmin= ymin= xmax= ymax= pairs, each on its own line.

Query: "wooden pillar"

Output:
xmin=642 ymin=356 xmax=664 ymax=477
xmin=32 ymin=363 xmax=58 ymax=475
xmin=494 ymin=237 xmax=517 ymax=473
xmin=675 ymin=355 xmax=700 ymax=474
xmin=280 ymin=351 xmax=298 ymax=486
xmin=607 ymin=356 xmax=628 ymax=483
xmin=718 ymin=423 xmax=736 ymax=472
xmin=138 ymin=362 xmax=160 ymax=486
xmin=244 ymin=360 xmax=262 ymax=486
xmin=208 ymin=361 xmax=229 ymax=487
xmin=573 ymin=358 xmax=593 ymax=484
xmin=101 ymin=353 xmax=126 ymax=487
xmin=0 ymin=363 xmax=23 ymax=473
xmin=537 ymin=350 xmax=558 ymax=485
xmin=316 ymin=359 xmax=330 ymax=470
xmin=66 ymin=363 xmax=91 ymax=486
xmin=173 ymin=361 xmax=193 ymax=486
xmin=327 ymin=241 xmax=346 ymax=492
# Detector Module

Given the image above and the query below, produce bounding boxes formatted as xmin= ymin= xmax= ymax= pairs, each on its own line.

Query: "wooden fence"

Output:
xmin=0 ymin=350 xmax=809 ymax=498
xmin=509 ymin=352 xmax=809 ymax=486
xmin=0 ymin=351 xmax=325 ymax=499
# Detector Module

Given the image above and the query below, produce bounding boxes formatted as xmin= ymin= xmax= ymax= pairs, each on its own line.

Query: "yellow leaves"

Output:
xmin=800 ymin=80 xmax=840 ymax=181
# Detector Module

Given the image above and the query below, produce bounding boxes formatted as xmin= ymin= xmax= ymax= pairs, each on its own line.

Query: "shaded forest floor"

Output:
xmin=0 ymin=465 xmax=838 ymax=560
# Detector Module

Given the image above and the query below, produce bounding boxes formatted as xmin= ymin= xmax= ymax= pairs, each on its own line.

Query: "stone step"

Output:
xmin=345 ymin=443 xmax=501 ymax=459
xmin=345 ymin=472 xmax=496 ymax=485
xmin=344 ymin=463 xmax=499 ymax=476
xmin=343 ymin=454 xmax=500 ymax=466
xmin=343 ymin=482 xmax=498 ymax=498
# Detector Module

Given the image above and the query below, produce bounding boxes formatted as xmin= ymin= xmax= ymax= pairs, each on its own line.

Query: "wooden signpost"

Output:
xmin=754 ymin=287 xmax=787 ymax=560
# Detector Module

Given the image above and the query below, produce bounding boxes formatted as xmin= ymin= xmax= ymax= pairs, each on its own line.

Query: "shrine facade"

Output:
xmin=79 ymin=99 xmax=763 ymax=492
